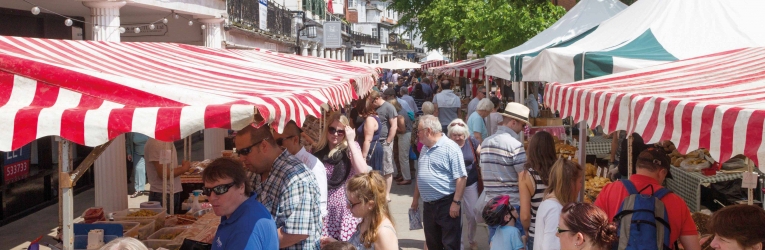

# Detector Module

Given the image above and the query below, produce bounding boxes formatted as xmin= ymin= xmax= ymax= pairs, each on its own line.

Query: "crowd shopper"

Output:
xmin=486 ymin=97 xmax=503 ymax=136
xmin=519 ymin=131 xmax=557 ymax=249
xmin=322 ymin=171 xmax=399 ymax=250
xmin=373 ymin=90 xmax=399 ymax=202
xmin=557 ymin=203 xmax=618 ymax=250
xmin=387 ymin=99 xmax=414 ymax=186
xmin=235 ymin=124 xmax=322 ymax=249
xmin=446 ymin=119 xmax=482 ymax=250
xmin=411 ymin=115 xmax=467 ymax=250
xmin=594 ymin=147 xmax=700 ymax=250
xmin=313 ymin=112 xmax=371 ymax=241
xmin=482 ymin=195 xmax=524 ymax=250
xmin=273 ymin=121 xmax=328 ymax=218
xmin=400 ymin=87 xmax=419 ymax=115
xmin=467 ymin=85 xmax=487 ymax=118
xmin=707 ymin=204 xmax=765 ymax=250
xmin=356 ymin=93 xmax=384 ymax=171
xmin=125 ymin=132 xmax=149 ymax=198
xmin=467 ymin=98 xmax=494 ymax=143
xmin=203 ymin=158 xmax=279 ymax=249
xmin=144 ymin=137 xmax=190 ymax=214
xmin=480 ymin=102 xmax=531 ymax=241
xmin=534 ymin=158 xmax=584 ymax=250
xmin=432 ymin=79 xmax=462 ymax=132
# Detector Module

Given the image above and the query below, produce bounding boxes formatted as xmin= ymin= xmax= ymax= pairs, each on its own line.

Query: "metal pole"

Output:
xmin=748 ymin=158 xmax=754 ymax=205
xmin=59 ymin=139 xmax=74 ymax=250
xmin=627 ymin=135 xmax=633 ymax=178
xmin=162 ymin=141 xmax=168 ymax=215
xmin=578 ymin=121 xmax=587 ymax=201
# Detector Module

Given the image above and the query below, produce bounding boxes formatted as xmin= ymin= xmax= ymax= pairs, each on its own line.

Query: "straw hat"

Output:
xmin=500 ymin=102 xmax=531 ymax=125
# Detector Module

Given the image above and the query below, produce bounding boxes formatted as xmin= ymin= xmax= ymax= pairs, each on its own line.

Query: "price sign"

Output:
xmin=4 ymin=144 xmax=32 ymax=184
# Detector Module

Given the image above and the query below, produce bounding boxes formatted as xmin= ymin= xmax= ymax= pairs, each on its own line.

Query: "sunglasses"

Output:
xmin=275 ymin=135 xmax=297 ymax=147
xmin=202 ymin=182 xmax=236 ymax=196
xmin=236 ymin=138 xmax=267 ymax=156
xmin=346 ymin=197 xmax=362 ymax=208
xmin=328 ymin=127 xmax=346 ymax=135
xmin=557 ymin=227 xmax=572 ymax=234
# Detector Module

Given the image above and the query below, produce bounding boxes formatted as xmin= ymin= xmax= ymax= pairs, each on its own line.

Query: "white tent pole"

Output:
xmin=59 ymin=139 xmax=74 ymax=250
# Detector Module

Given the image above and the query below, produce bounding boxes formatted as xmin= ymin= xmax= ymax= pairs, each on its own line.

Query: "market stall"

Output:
xmin=420 ymin=59 xmax=448 ymax=72
xmin=429 ymin=59 xmax=486 ymax=80
xmin=545 ymin=47 xmax=765 ymax=209
xmin=0 ymin=35 xmax=377 ymax=249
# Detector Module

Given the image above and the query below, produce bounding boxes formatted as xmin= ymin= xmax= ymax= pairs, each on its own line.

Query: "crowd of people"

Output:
xmin=111 ymin=69 xmax=764 ymax=250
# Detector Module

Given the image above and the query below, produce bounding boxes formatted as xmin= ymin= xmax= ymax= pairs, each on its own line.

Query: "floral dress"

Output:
xmin=322 ymin=144 xmax=363 ymax=241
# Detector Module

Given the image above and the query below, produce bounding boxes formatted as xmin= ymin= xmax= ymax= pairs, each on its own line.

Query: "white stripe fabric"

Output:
xmin=429 ymin=59 xmax=486 ymax=80
xmin=545 ymin=47 xmax=765 ymax=170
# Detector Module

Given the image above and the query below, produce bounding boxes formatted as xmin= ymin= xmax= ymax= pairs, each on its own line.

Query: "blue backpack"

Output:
xmin=613 ymin=180 xmax=672 ymax=250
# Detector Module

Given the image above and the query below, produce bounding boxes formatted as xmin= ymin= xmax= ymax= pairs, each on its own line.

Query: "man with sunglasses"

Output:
xmin=272 ymin=121 xmax=328 ymax=219
xmin=235 ymin=123 xmax=322 ymax=250
xmin=467 ymin=85 xmax=487 ymax=119
xmin=432 ymin=79 xmax=462 ymax=133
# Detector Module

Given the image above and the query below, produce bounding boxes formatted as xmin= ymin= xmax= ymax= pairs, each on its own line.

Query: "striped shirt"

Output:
xmin=527 ymin=167 xmax=548 ymax=237
xmin=479 ymin=126 xmax=526 ymax=205
xmin=417 ymin=135 xmax=467 ymax=202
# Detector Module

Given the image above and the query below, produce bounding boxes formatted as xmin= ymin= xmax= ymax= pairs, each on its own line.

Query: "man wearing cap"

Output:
xmin=594 ymin=147 xmax=700 ymax=250
xmin=432 ymin=79 xmax=462 ymax=133
xmin=479 ymin=102 xmax=531 ymax=241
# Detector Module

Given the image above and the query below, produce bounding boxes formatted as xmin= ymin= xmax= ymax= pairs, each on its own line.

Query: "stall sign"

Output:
xmin=4 ymin=145 xmax=32 ymax=184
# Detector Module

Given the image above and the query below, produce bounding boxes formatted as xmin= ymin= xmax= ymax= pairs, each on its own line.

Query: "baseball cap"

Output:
xmin=637 ymin=147 xmax=673 ymax=179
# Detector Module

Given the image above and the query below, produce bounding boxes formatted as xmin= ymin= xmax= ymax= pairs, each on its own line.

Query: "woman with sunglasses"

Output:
xmin=314 ymin=112 xmax=371 ymax=242
xmin=534 ymin=158 xmax=584 ymax=250
xmin=557 ymin=203 xmax=617 ymax=250
xmin=321 ymin=171 xmax=398 ymax=250
xmin=446 ymin=118 xmax=482 ymax=249
xmin=202 ymin=157 xmax=279 ymax=250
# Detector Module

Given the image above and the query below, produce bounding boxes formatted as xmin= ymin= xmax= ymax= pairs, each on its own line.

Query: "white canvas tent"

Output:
xmin=484 ymin=0 xmax=626 ymax=81
xmin=420 ymin=50 xmax=446 ymax=62
xmin=523 ymin=0 xmax=765 ymax=83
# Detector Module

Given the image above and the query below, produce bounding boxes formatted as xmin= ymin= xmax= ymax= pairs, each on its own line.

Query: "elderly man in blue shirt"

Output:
xmin=410 ymin=115 xmax=467 ymax=250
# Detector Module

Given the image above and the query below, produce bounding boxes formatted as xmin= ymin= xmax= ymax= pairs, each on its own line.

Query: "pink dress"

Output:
xmin=322 ymin=146 xmax=363 ymax=241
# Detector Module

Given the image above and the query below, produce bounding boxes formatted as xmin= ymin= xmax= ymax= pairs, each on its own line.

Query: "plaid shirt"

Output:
xmin=253 ymin=150 xmax=322 ymax=250
xmin=479 ymin=126 xmax=526 ymax=205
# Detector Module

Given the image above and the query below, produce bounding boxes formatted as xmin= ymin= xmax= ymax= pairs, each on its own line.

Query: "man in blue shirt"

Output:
xmin=203 ymin=157 xmax=279 ymax=250
xmin=410 ymin=115 xmax=467 ymax=250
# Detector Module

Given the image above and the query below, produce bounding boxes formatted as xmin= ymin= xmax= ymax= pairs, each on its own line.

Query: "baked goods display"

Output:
xmin=555 ymin=143 xmax=577 ymax=159
xmin=585 ymin=177 xmax=611 ymax=202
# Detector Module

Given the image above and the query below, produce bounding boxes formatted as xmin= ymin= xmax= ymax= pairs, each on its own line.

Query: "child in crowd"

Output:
xmin=323 ymin=241 xmax=357 ymax=250
xmin=483 ymin=195 xmax=525 ymax=250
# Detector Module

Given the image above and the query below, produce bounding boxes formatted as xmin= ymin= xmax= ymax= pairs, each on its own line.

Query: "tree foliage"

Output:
xmin=391 ymin=0 xmax=565 ymax=60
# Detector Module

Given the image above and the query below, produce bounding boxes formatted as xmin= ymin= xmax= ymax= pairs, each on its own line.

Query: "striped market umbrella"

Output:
xmin=0 ymin=36 xmax=377 ymax=151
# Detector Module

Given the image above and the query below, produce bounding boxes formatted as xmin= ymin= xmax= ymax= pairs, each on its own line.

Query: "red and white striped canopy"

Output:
xmin=544 ymin=47 xmax=765 ymax=166
xmin=429 ymin=59 xmax=486 ymax=80
xmin=0 ymin=36 xmax=377 ymax=151
xmin=420 ymin=60 xmax=448 ymax=71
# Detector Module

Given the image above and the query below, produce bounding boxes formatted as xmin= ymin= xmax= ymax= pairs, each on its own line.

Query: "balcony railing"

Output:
xmin=352 ymin=31 xmax=380 ymax=45
xmin=227 ymin=0 xmax=293 ymax=38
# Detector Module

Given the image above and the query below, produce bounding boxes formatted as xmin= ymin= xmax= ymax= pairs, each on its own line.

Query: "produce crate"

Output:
xmin=147 ymin=227 xmax=189 ymax=249
xmin=93 ymin=221 xmax=140 ymax=238
xmin=113 ymin=208 xmax=166 ymax=232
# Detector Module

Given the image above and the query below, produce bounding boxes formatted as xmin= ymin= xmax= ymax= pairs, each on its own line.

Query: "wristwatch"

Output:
xmin=452 ymin=200 xmax=461 ymax=205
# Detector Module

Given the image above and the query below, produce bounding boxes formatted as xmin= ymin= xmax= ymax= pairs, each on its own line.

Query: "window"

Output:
xmin=348 ymin=0 xmax=356 ymax=8
xmin=371 ymin=28 xmax=378 ymax=38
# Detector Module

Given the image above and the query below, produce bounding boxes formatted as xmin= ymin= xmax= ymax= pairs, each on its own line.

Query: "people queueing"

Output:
xmin=446 ymin=119 xmax=482 ymax=250
xmin=272 ymin=121 xmax=328 ymax=219
xmin=372 ymin=89 xmax=399 ymax=202
xmin=557 ymin=203 xmax=618 ymax=250
xmin=313 ymin=112 xmax=370 ymax=241
xmin=467 ymin=85 xmax=487 ymax=119
xmin=518 ymin=131 xmax=557 ymax=250
xmin=322 ymin=171 xmax=399 ymax=250
xmin=480 ymin=102 xmax=530 ymax=242
xmin=482 ymin=195 xmax=524 ymax=250
xmin=234 ymin=123 xmax=322 ymax=249
xmin=534 ymin=158 xmax=584 ymax=250
xmin=467 ymin=98 xmax=494 ymax=143
xmin=594 ymin=147 xmax=700 ymax=250
xmin=203 ymin=158 xmax=279 ymax=249
xmin=144 ymin=137 xmax=190 ymax=214
xmin=432 ymin=79 xmax=462 ymax=133
xmin=410 ymin=115 xmax=467 ymax=250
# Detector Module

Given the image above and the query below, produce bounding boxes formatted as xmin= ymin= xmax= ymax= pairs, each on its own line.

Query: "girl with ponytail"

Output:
xmin=321 ymin=171 xmax=399 ymax=250
xmin=557 ymin=203 xmax=618 ymax=250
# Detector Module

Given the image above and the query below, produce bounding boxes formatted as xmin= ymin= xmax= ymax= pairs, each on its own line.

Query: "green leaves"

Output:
xmin=390 ymin=0 xmax=565 ymax=59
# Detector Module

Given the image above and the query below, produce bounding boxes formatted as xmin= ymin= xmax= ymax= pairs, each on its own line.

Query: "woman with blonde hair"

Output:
xmin=447 ymin=118 xmax=482 ymax=249
xmin=322 ymin=171 xmax=398 ymax=250
xmin=314 ymin=112 xmax=371 ymax=241
xmin=534 ymin=158 xmax=584 ymax=250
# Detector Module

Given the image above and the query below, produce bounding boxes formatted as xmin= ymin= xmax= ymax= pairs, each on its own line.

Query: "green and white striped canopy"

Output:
xmin=484 ymin=0 xmax=626 ymax=81
xmin=524 ymin=0 xmax=765 ymax=83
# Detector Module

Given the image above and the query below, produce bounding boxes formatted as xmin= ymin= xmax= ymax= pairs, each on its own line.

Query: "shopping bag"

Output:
xmin=474 ymin=190 xmax=488 ymax=224
xmin=408 ymin=208 xmax=423 ymax=230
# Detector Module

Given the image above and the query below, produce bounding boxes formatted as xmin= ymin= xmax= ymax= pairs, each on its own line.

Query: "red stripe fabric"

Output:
xmin=545 ymin=47 xmax=765 ymax=165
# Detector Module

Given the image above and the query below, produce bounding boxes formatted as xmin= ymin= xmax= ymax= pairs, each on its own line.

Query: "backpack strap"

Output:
xmin=653 ymin=187 xmax=671 ymax=200
xmin=621 ymin=180 xmax=639 ymax=195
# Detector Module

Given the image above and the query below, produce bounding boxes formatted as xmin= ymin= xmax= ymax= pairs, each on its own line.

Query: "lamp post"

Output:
xmin=290 ymin=11 xmax=317 ymax=55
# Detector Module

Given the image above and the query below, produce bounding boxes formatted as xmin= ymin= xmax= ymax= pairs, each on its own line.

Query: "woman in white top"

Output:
xmin=533 ymin=158 xmax=584 ymax=250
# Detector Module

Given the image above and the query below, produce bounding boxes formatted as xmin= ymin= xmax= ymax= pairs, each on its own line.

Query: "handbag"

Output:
xmin=409 ymin=147 xmax=418 ymax=160
xmin=468 ymin=139 xmax=484 ymax=194
xmin=366 ymin=141 xmax=378 ymax=162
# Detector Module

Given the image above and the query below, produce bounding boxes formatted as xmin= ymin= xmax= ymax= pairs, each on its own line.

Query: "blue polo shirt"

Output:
xmin=417 ymin=135 xmax=467 ymax=202
xmin=212 ymin=194 xmax=278 ymax=250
